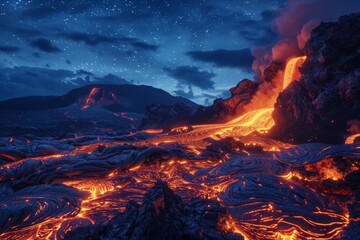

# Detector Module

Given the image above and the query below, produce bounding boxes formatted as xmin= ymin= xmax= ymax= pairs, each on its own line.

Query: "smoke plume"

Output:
xmin=253 ymin=0 xmax=360 ymax=81
xmin=247 ymin=0 xmax=360 ymax=110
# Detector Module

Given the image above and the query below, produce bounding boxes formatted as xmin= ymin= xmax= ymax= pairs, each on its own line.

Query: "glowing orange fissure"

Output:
xmin=345 ymin=133 xmax=360 ymax=144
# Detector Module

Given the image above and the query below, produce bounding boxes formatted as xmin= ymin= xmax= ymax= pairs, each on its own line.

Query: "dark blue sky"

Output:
xmin=0 ymin=0 xmax=286 ymax=104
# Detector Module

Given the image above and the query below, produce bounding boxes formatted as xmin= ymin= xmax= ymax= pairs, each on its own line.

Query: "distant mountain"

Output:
xmin=0 ymin=84 xmax=198 ymax=113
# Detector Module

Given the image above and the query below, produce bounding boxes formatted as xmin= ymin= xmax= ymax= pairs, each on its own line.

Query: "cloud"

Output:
xmin=200 ymin=89 xmax=232 ymax=104
xmin=131 ymin=41 xmax=159 ymax=51
xmin=237 ymin=10 xmax=279 ymax=46
xmin=20 ymin=3 xmax=93 ymax=20
xmin=0 ymin=46 xmax=20 ymax=53
xmin=187 ymin=49 xmax=254 ymax=71
xmin=94 ymin=74 xmax=131 ymax=85
xmin=21 ymin=6 xmax=59 ymax=20
xmin=173 ymin=85 xmax=194 ymax=99
xmin=94 ymin=11 xmax=151 ymax=23
xmin=61 ymin=32 xmax=119 ymax=46
xmin=0 ymin=66 xmax=131 ymax=100
xmin=76 ymin=69 xmax=93 ymax=76
xmin=60 ymin=31 xmax=159 ymax=52
xmin=32 ymin=52 xmax=41 ymax=58
xmin=252 ymin=0 xmax=360 ymax=81
xmin=0 ymin=22 xmax=42 ymax=37
xmin=0 ymin=66 xmax=74 ymax=100
xmin=30 ymin=38 xmax=61 ymax=53
xmin=163 ymin=66 xmax=215 ymax=90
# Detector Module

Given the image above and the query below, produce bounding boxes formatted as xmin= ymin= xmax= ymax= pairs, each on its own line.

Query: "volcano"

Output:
xmin=0 ymin=84 xmax=198 ymax=113
xmin=0 ymin=12 xmax=359 ymax=240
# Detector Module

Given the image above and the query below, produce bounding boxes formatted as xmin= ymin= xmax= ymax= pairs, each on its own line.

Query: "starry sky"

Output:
xmin=0 ymin=0 xmax=286 ymax=104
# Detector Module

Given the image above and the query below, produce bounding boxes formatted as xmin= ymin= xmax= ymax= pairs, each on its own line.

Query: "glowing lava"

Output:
xmin=81 ymin=87 xmax=116 ymax=110
xmin=345 ymin=133 xmax=360 ymax=144
xmin=0 ymin=55 xmax=357 ymax=240
xmin=282 ymin=56 xmax=307 ymax=90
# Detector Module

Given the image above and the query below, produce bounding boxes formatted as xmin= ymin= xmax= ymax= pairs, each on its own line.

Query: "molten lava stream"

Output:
xmin=282 ymin=56 xmax=307 ymax=90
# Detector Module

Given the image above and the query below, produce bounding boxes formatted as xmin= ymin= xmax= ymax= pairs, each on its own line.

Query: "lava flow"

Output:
xmin=0 ymin=56 xmax=359 ymax=240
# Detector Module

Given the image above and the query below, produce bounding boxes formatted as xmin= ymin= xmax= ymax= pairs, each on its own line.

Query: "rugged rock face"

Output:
xmin=192 ymin=79 xmax=258 ymax=124
xmin=64 ymin=181 xmax=242 ymax=240
xmin=263 ymin=61 xmax=284 ymax=83
xmin=138 ymin=103 xmax=196 ymax=131
xmin=271 ymin=13 xmax=360 ymax=143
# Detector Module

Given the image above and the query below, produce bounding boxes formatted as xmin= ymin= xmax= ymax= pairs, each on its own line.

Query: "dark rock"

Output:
xmin=192 ymin=79 xmax=258 ymax=124
xmin=345 ymin=170 xmax=360 ymax=190
xmin=271 ymin=13 xmax=360 ymax=144
xmin=263 ymin=61 xmax=285 ymax=83
xmin=138 ymin=103 xmax=196 ymax=131
xmin=64 ymin=181 xmax=243 ymax=240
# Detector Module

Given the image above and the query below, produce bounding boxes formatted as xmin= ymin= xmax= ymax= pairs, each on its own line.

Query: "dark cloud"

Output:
xmin=0 ymin=66 xmax=74 ymax=100
xmin=217 ymin=89 xmax=231 ymax=99
xmin=0 ymin=22 xmax=42 ymax=37
xmin=94 ymin=74 xmax=131 ymax=85
xmin=60 ymin=31 xmax=159 ymax=51
xmin=94 ymin=11 xmax=151 ymax=23
xmin=131 ymin=41 xmax=159 ymax=51
xmin=0 ymin=66 xmax=131 ymax=100
xmin=32 ymin=52 xmax=41 ymax=58
xmin=173 ymin=85 xmax=194 ymax=99
xmin=0 ymin=46 xmax=20 ymax=53
xmin=164 ymin=66 xmax=215 ymax=90
xmin=61 ymin=32 xmax=118 ymax=46
xmin=76 ymin=70 xmax=93 ymax=76
xmin=21 ymin=6 xmax=58 ymax=20
xmin=196 ymin=89 xmax=231 ymax=106
xmin=236 ymin=10 xmax=279 ymax=46
xmin=187 ymin=49 xmax=254 ymax=71
xmin=202 ymin=89 xmax=231 ymax=100
xmin=30 ymin=38 xmax=61 ymax=53
xmin=20 ymin=3 xmax=93 ymax=20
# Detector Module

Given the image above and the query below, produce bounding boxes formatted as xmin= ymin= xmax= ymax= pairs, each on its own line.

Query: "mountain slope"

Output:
xmin=0 ymin=84 xmax=198 ymax=113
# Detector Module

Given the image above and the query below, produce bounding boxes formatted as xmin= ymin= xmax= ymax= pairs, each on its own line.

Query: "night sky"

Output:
xmin=0 ymin=0 xmax=286 ymax=104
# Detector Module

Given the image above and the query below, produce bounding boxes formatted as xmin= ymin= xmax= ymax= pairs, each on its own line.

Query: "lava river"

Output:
xmin=0 ymin=57 xmax=359 ymax=239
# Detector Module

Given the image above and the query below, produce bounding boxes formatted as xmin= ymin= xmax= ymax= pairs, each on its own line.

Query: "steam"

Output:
xmin=252 ymin=0 xmax=360 ymax=81
xmin=247 ymin=0 xmax=360 ymax=110
xmin=347 ymin=120 xmax=360 ymax=134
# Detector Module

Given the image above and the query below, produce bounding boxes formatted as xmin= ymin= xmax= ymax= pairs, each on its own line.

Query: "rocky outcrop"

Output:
xmin=192 ymin=79 xmax=258 ymax=124
xmin=271 ymin=13 xmax=360 ymax=143
xmin=64 ymin=181 xmax=243 ymax=240
xmin=263 ymin=61 xmax=284 ymax=83
xmin=138 ymin=103 xmax=195 ymax=131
